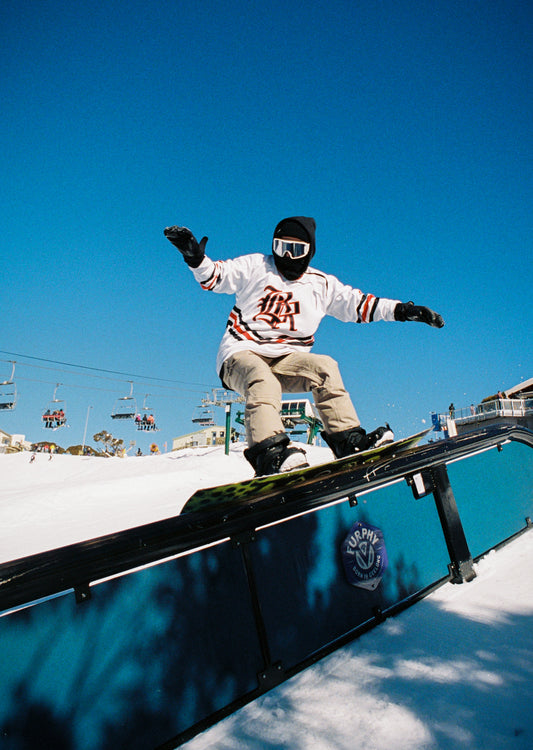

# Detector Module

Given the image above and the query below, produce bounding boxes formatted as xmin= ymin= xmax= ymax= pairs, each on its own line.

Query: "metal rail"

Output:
xmin=1 ymin=424 xmax=532 ymax=613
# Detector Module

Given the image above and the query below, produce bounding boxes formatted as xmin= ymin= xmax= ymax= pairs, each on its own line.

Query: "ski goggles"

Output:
xmin=272 ymin=237 xmax=311 ymax=259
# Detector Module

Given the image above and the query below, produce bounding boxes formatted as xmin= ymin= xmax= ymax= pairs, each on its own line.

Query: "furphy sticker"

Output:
xmin=341 ymin=521 xmax=388 ymax=591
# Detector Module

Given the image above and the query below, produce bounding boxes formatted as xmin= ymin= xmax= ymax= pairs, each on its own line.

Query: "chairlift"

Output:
xmin=42 ymin=383 xmax=67 ymax=429
xmin=111 ymin=381 xmax=137 ymax=420
xmin=134 ymin=394 xmax=159 ymax=431
xmin=280 ymin=398 xmax=323 ymax=445
xmin=191 ymin=403 xmax=216 ymax=426
xmin=0 ymin=361 xmax=17 ymax=410
xmin=281 ymin=399 xmax=317 ymax=422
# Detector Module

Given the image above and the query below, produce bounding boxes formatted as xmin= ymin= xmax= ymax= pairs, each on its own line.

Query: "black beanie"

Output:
xmin=273 ymin=219 xmax=311 ymax=243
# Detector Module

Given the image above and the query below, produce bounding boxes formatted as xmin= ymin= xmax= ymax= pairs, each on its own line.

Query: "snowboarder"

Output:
xmin=165 ymin=217 xmax=444 ymax=476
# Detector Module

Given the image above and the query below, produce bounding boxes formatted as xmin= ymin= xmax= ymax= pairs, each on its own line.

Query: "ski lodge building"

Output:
xmin=0 ymin=427 xmax=30 ymax=453
xmin=172 ymin=425 xmax=226 ymax=450
xmin=434 ymin=377 xmax=533 ymax=436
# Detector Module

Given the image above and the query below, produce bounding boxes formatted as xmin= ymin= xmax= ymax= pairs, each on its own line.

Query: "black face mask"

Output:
xmin=273 ymin=253 xmax=312 ymax=280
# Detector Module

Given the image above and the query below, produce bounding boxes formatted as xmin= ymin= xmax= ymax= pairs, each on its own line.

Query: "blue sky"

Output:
xmin=1 ymin=0 xmax=532 ymax=453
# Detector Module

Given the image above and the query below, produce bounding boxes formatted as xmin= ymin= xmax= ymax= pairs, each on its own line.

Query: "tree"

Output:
xmin=93 ymin=431 xmax=125 ymax=456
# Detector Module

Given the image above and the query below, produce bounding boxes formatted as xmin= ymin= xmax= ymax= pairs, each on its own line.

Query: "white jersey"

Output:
xmin=190 ymin=253 xmax=400 ymax=376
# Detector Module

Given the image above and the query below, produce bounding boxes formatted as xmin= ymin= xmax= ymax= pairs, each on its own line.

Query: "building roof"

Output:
xmin=505 ymin=377 xmax=533 ymax=397
xmin=482 ymin=377 xmax=533 ymax=402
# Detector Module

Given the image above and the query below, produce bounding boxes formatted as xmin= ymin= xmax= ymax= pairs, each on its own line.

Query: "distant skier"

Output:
xmin=165 ymin=217 xmax=444 ymax=476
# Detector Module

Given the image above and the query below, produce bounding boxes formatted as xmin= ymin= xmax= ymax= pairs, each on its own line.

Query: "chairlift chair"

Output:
xmin=0 ymin=362 xmax=17 ymax=410
xmin=191 ymin=405 xmax=215 ymax=426
xmin=135 ymin=394 xmax=159 ymax=431
xmin=111 ymin=381 xmax=137 ymax=420
xmin=42 ymin=383 xmax=67 ymax=429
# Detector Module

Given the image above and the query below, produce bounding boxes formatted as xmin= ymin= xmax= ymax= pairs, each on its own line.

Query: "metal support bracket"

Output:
xmin=430 ymin=464 xmax=476 ymax=583
xmin=258 ymin=662 xmax=285 ymax=690
xmin=406 ymin=469 xmax=436 ymax=498
xmin=347 ymin=493 xmax=358 ymax=507
xmin=74 ymin=583 xmax=91 ymax=604
xmin=231 ymin=530 xmax=256 ymax=548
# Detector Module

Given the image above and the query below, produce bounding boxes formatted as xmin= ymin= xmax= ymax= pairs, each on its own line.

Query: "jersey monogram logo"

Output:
xmin=253 ymin=285 xmax=301 ymax=330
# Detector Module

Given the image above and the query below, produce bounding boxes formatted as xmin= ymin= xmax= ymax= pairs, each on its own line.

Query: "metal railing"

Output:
xmin=454 ymin=398 xmax=533 ymax=423
xmin=434 ymin=398 xmax=533 ymax=427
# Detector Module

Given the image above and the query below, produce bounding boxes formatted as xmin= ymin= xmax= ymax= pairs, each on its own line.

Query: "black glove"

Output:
xmin=164 ymin=226 xmax=208 ymax=268
xmin=394 ymin=301 xmax=444 ymax=328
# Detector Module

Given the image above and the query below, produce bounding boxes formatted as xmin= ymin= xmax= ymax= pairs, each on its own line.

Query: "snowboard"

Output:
xmin=181 ymin=428 xmax=430 ymax=515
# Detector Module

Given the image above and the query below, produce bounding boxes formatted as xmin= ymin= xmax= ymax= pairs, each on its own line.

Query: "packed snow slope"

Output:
xmin=1 ymin=446 xmax=532 ymax=749
xmin=0 ymin=443 xmax=329 ymax=562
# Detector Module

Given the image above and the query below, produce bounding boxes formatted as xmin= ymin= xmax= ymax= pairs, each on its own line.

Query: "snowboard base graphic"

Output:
xmin=181 ymin=429 xmax=430 ymax=515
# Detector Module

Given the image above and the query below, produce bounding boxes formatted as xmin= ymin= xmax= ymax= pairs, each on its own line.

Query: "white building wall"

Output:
xmin=172 ymin=426 xmax=226 ymax=450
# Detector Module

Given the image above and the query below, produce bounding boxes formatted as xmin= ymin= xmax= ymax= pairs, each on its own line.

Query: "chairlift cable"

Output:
xmin=10 ymin=375 xmax=211 ymax=398
xmin=0 ymin=350 xmax=215 ymax=389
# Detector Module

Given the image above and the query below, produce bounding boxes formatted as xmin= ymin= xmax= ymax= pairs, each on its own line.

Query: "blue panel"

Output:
xmin=0 ymin=543 xmax=263 ymax=749
xmin=250 ymin=479 xmax=450 ymax=669
xmin=447 ymin=441 xmax=533 ymax=558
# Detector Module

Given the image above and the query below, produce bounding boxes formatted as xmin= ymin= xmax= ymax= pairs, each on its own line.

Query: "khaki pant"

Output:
xmin=222 ymin=350 xmax=360 ymax=447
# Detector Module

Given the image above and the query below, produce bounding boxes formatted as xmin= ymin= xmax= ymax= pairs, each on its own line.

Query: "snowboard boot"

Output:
xmin=366 ymin=424 xmax=394 ymax=449
xmin=244 ymin=433 xmax=309 ymax=476
xmin=322 ymin=424 xmax=394 ymax=459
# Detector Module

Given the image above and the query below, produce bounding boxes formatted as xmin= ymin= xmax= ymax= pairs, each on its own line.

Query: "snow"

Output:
xmin=1 ymin=446 xmax=532 ymax=749
xmin=182 ymin=536 xmax=533 ymax=750
xmin=0 ymin=442 xmax=329 ymax=562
